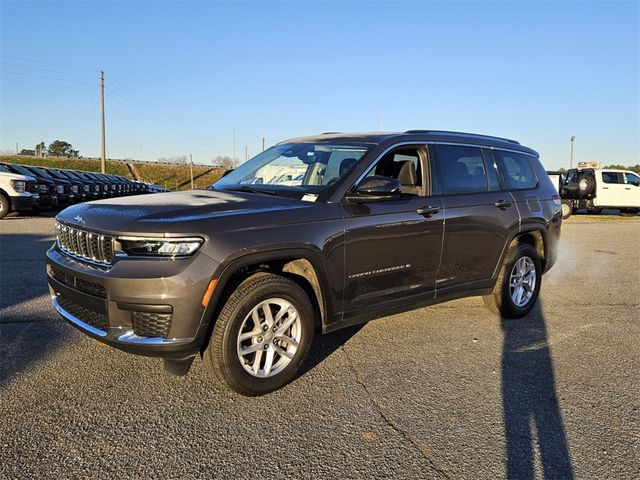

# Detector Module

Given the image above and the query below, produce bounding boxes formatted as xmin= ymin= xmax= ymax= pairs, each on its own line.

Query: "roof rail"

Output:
xmin=403 ymin=130 xmax=520 ymax=145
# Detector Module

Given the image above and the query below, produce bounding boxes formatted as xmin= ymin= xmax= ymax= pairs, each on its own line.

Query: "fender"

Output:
xmin=490 ymin=220 xmax=549 ymax=281
xmin=198 ymin=245 xmax=337 ymax=346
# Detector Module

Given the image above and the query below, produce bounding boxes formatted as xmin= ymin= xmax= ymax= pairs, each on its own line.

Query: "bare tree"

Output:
xmin=212 ymin=155 xmax=237 ymax=169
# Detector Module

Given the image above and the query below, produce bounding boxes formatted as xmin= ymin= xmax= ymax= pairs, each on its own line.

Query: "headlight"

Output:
xmin=10 ymin=180 xmax=26 ymax=193
xmin=38 ymin=184 xmax=48 ymax=193
xmin=56 ymin=185 xmax=64 ymax=194
xmin=72 ymin=185 xmax=79 ymax=193
xmin=83 ymin=185 xmax=90 ymax=192
xmin=116 ymin=237 xmax=203 ymax=257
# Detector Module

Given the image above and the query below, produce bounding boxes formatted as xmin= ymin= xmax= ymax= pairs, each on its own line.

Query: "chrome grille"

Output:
xmin=55 ymin=221 xmax=114 ymax=267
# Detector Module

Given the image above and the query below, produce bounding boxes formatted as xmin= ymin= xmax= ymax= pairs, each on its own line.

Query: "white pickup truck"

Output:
xmin=0 ymin=164 xmax=40 ymax=218
xmin=550 ymin=168 xmax=640 ymax=218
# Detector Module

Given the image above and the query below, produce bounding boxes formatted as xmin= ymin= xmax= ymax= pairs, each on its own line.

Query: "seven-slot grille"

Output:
xmin=55 ymin=221 xmax=114 ymax=267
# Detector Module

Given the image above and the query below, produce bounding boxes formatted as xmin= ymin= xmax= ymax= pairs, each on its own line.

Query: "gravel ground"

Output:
xmin=1 ymin=213 xmax=638 ymax=479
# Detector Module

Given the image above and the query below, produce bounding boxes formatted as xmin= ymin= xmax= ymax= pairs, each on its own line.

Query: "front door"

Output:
xmin=341 ymin=145 xmax=444 ymax=314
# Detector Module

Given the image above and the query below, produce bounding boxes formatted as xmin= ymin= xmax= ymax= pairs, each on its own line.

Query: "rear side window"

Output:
xmin=494 ymin=151 xmax=538 ymax=190
xmin=602 ymin=172 xmax=623 ymax=184
xmin=434 ymin=145 xmax=488 ymax=194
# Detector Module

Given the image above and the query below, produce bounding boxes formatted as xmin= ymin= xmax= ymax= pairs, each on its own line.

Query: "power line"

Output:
xmin=0 ymin=54 xmax=96 ymax=72
xmin=0 ymin=76 xmax=95 ymax=91
xmin=0 ymin=69 xmax=94 ymax=85
xmin=0 ymin=61 xmax=96 ymax=78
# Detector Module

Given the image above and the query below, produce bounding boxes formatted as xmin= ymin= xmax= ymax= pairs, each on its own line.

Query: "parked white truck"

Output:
xmin=549 ymin=165 xmax=640 ymax=218
xmin=0 ymin=164 xmax=40 ymax=218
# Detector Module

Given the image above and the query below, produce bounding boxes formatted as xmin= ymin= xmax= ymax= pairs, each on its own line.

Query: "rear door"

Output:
xmin=433 ymin=144 xmax=520 ymax=289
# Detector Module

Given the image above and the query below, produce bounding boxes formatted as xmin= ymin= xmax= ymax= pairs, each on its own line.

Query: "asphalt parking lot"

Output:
xmin=1 ymin=214 xmax=638 ymax=479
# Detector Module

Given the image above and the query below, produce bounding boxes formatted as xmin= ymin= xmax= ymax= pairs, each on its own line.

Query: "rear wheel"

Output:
xmin=203 ymin=272 xmax=314 ymax=396
xmin=620 ymin=208 xmax=639 ymax=217
xmin=561 ymin=200 xmax=573 ymax=219
xmin=0 ymin=194 xmax=10 ymax=219
xmin=483 ymin=243 xmax=541 ymax=318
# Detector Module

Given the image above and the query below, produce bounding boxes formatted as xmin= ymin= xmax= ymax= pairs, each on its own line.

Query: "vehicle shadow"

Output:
xmin=0 ymin=231 xmax=69 ymax=389
xmin=297 ymin=324 xmax=364 ymax=378
xmin=501 ymin=300 xmax=574 ymax=479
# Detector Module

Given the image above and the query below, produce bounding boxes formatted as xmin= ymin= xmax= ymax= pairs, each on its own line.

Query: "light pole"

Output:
xmin=569 ymin=136 xmax=575 ymax=169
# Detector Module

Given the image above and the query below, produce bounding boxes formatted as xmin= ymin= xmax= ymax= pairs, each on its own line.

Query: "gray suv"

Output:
xmin=47 ymin=130 xmax=562 ymax=395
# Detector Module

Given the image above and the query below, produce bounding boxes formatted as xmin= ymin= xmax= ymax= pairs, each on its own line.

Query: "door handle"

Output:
xmin=416 ymin=206 xmax=440 ymax=217
xmin=625 ymin=187 xmax=631 ymax=190
xmin=494 ymin=200 xmax=512 ymax=209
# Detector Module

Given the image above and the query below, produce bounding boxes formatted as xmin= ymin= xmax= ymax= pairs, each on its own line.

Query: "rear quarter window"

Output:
xmin=494 ymin=151 xmax=538 ymax=190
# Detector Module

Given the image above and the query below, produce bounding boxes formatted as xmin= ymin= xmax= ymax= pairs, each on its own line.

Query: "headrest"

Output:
xmin=398 ymin=161 xmax=417 ymax=186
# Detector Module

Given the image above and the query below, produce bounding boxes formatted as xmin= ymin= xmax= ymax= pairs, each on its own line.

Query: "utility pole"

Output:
xmin=262 ymin=137 xmax=265 ymax=152
xmin=189 ymin=153 xmax=194 ymax=189
xmin=15 ymin=143 xmax=18 ymax=154
xmin=100 ymin=70 xmax=106 ymax=174
xmin=244 ymin=146 xmax=248 ymax=162
xmin=569 ymin=136 xmax=575 ymax=169
xmin=229 ymin=124 xmax=236 ymax=166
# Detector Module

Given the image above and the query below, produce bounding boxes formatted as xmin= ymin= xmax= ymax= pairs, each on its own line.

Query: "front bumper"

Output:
xmin=46 ymin=246 xmax=220 ymax=359
xmin=10 ymin=194 xmax=39 ymax=211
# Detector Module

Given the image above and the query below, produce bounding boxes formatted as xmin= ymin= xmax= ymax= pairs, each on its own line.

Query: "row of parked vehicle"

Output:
xmin=0 ymin=162 xmax=167 ymax=219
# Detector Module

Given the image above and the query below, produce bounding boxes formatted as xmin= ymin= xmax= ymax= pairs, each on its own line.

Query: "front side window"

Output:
xmin=434 ymin=145 xmax=488 ymax=194
xmin=494 ymin=151 xmax=538 ymax=190
xmin=214 ymin=143 xmax=369 ymax=198
xmin=364 ymin=147 xmax=424 ymax=196
xmin=624 ymin=172 xmax=640 ymax=186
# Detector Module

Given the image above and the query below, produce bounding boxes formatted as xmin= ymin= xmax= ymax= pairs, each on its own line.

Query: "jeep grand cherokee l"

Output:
xmin=47 ymin=130 xmax=562 ymax=395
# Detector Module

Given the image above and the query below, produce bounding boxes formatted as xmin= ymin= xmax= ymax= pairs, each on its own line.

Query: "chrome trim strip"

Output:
xmin=52 ymin=295 xmax=108 ymax=338
xmin=116 ymin=331 xmax=193 ymax=345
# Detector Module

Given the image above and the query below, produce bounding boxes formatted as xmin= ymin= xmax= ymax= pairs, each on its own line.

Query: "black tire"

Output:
xmin=483 ymin=243 xmax=542 ymax=319
xmin=620 ymin=208 xmax=639 ymax=217
xmin=203 ymin=272 xmax=315 ymax=396
xmin=561 ymin=200 xmax=573 ymax=219
xmin=578 ymin=174 xmax=596 ymax=195
xmin=0 ymin=194 xmax=10 ymax=219
xmin=587 ymin=208 xmax=602 ymax=215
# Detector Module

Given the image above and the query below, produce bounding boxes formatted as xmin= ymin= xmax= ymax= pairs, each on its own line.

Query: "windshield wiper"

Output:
xmin=223 ymin=186 xmax=278 ymax=196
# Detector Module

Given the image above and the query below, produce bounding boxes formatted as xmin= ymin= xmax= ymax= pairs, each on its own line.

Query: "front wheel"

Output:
xmin=203 ymin=272 xmax=315 ymax=396
xmin=0 ymin=194 xmax=10 ymax=219
xmin=483 ymin=243 xmax=542 ymax=318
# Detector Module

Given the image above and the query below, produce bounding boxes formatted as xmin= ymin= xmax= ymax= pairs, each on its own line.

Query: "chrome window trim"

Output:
xmin=349 ymin=140 xmax=537 ymax=192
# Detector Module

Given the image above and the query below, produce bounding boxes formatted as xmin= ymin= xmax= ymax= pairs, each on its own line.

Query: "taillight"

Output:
xmin=552 ymin=195 xmax=562 ymax=206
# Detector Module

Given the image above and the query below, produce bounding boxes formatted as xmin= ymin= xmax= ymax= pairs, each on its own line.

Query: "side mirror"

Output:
xmin=346 ymin=175 xmax=402 ymax=203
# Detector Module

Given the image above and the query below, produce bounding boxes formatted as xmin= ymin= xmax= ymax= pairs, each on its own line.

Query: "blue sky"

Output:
xmin=1 ymin=0 xmax=638 ymax=169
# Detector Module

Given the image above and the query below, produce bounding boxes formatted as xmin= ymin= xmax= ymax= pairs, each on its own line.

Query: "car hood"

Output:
xmin=1 ymin=172 xmax=36 ymax=182
xmin=56 ymin=188 xmax=314 ymax=235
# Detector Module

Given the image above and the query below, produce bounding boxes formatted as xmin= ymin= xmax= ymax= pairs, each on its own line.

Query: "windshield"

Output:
xmin=213 ymin=143 xmax=370 ymax=198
